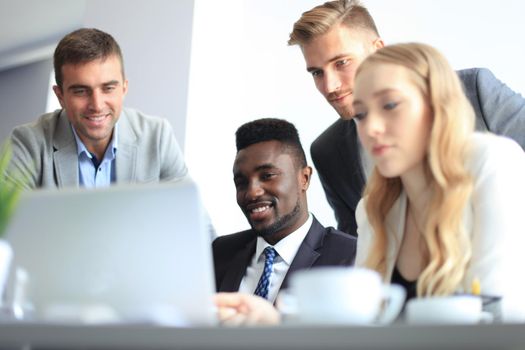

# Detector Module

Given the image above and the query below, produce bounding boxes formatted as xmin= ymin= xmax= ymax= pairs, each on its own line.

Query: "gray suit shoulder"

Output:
xmin=457 ymin=68 xmax=525 ymax=150
xmin=121 ymin=107 xmax=187 ymax=181
xmin=457 ymin=67 xmax=500 ymax=84
xmin=11 ymin=110 xmax=61 ymax=141
xmin=7 ymin=110 xmax=65 ymax=188
xmin=121 ymin=107 xmax=172 ymax=135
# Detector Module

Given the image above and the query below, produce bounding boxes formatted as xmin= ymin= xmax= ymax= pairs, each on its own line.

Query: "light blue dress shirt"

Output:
xmin=71 ymin=124 xmax=118 ymax=188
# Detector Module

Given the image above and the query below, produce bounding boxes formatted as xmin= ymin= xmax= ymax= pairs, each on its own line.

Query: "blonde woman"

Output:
xmin=353 ymin=42 xmax=525 ymax=321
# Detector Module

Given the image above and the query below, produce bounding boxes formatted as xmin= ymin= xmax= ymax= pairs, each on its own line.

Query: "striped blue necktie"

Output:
xmin=253 ymin=247 xmax=277 ymax=299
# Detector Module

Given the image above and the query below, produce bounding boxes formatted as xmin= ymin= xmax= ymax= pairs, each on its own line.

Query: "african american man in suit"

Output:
xmin=213 ymin=118 xmax=356 ymax=303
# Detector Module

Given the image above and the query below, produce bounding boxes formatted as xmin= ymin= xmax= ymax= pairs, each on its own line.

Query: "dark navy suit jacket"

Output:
xmin=212 ymin=216 xmax=356 ymax=292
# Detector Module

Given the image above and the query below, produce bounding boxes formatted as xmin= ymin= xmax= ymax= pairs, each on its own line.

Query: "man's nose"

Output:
xmin=323 ymin=71 xmax=342 ymax=95
xmin=246 ymin=180 xmax=264 ymax=200
xmin=88 ymin=89 xmax=104 ymax=112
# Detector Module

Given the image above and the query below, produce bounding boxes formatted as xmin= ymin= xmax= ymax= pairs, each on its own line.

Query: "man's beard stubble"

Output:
xmin=253 ymin=201 xmax=301 ymax=239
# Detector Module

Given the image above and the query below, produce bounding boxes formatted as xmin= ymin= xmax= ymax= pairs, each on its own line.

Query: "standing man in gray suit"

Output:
xmin=289 ymin=0 xmax=525 ymax=236
xmin=5 ymin=28 xmax=187 ymax=189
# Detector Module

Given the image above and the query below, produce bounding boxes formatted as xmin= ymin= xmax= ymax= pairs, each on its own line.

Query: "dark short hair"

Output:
xmin=53 ymin=28 xmax=125 ymax=88
xmin=235 ymin=118 xmax=307 ymax=168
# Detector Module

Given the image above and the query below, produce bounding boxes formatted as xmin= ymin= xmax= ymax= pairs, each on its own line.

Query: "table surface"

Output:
xmin=0 ymin=322 xmax=524 ymax=350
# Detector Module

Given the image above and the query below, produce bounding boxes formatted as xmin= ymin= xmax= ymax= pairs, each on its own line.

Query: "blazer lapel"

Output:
xmin=115 ymin=110 xmax=138 ymax=183
xmin=280 ymin=218 xmax=325 ymax=289
xmin=53 ymin=110 xmax=79 ymax=187
xmin=218 ymin=238 xmax=257 ymax=292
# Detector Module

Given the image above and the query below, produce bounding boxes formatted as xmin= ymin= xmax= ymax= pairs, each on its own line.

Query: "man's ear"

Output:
xmin=373 ymin=38 xmax=385 ymax=50
xmin=300 ymin=166 xmax=313 ymax=191
xmin=122 ymin=79 xmax=129 ymax=96
xmin=52 ymin=85 xmax=66 ymax=109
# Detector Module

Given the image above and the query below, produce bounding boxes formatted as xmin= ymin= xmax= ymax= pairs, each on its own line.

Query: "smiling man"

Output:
xmin=212 ymin=118 xmax=356 ymax=302
xmin=6 ymin=28 xmax=187 ymax=188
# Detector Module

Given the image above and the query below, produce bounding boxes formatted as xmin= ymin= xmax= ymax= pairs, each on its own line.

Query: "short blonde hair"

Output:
xmin=288 ymin=0 xmax=379 ymax=46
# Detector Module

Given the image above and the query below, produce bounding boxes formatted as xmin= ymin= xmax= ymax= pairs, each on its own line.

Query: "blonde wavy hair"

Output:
xmin=358 ymin=43 xmax=475 ymax=296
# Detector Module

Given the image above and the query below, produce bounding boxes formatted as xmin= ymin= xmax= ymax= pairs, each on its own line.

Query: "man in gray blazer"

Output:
xmin=289 ymin=0 xmax=525 ymax=236
xmin=5 ymin=28 xmax=187 ymax=189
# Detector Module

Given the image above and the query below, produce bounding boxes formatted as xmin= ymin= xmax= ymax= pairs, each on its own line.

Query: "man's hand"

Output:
xmin=214 ymin=292 xmax=281 ymax=326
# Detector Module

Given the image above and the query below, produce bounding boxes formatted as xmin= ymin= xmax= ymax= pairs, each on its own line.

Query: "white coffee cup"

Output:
xmin=289 ymin=267 xmax=406 ymax=325
xmin=405 ymin=295 xmax=493 ymax=325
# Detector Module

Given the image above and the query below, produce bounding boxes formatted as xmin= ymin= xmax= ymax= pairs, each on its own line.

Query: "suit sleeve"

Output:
xmin=158 ymin=118 xmax=188 ymax=181
xmin=311 ymin=140 xmax=357 ymax=236
xmin=5 ymin=127 xmax=41 ymax=189
xmin=476 ymin=68 xmax=525 ymax=150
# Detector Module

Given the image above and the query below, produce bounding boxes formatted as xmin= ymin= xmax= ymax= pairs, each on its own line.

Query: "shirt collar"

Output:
xmin=255 ymin=213 xmax=313 ymax=266
xmin=71 ymin=122 xmax=119 ymax=159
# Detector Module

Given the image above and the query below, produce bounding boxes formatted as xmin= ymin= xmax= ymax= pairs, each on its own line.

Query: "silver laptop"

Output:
xmin=4 ymin=180 xmax=217 ymax=326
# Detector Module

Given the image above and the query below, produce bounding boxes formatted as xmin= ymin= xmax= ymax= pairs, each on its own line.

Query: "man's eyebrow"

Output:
xmin=67 ymin=84 xmax=90 ymax=91
xmin=306 ymin=54 xmax=351 ymax=72
xmin=67 ymin=80 xmax=120 ymax=91
xmin=233 ymin=163 xmax=277 ymax=178
xmin=254 ymin=163 xmax=276 ymax=172
xmin=103 ymin=80 xmax=120 ymax=86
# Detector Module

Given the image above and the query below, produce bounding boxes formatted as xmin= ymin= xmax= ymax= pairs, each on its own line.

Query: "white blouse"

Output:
xmin=356 ymin=132 xmax=525 ymax=322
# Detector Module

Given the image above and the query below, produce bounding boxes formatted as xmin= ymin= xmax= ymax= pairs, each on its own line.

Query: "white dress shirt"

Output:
xmin=72 ymin=123 xmax=118 ymax=188
xmin=239 ymin=214 xmax=313 ymax=303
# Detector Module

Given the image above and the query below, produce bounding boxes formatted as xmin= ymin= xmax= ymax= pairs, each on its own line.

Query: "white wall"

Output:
xmin=0 ymin=0 xmax=85 ymax=143
xmin=0 ymin=0 xmax=85 ymax=71
xmin=186 ymin=0 xmax=525 ymax=236
xmin=81 ymin=0 xmax=194 ymax=150
xmin=0 ymin=59 xmax=53 ymax=143
xmin=367 ymin=0 xmax=524 ymax=94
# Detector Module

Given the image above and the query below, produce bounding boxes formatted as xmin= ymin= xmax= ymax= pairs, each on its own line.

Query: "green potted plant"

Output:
xmin=0 ymin=141 xmax=23 ymax=299
xmin=0 ymin=141 xmax=22 ymax=234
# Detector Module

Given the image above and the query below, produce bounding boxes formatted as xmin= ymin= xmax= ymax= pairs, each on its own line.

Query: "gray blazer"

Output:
xmin=311 ymin=68 xmax=525 ymax=236
xmin=6 ymin=108 xmax=188 ymax=188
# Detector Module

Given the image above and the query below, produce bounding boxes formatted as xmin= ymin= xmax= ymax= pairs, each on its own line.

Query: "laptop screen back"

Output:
xmin=4 ymin=180 xmax=216 ymax=326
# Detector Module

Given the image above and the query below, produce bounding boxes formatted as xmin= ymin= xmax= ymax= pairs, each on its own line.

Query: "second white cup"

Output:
xmin=405 ymin=295 xmax=492 ymax=325
xmin=289 ymin=267 xmax=405 ymax=325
